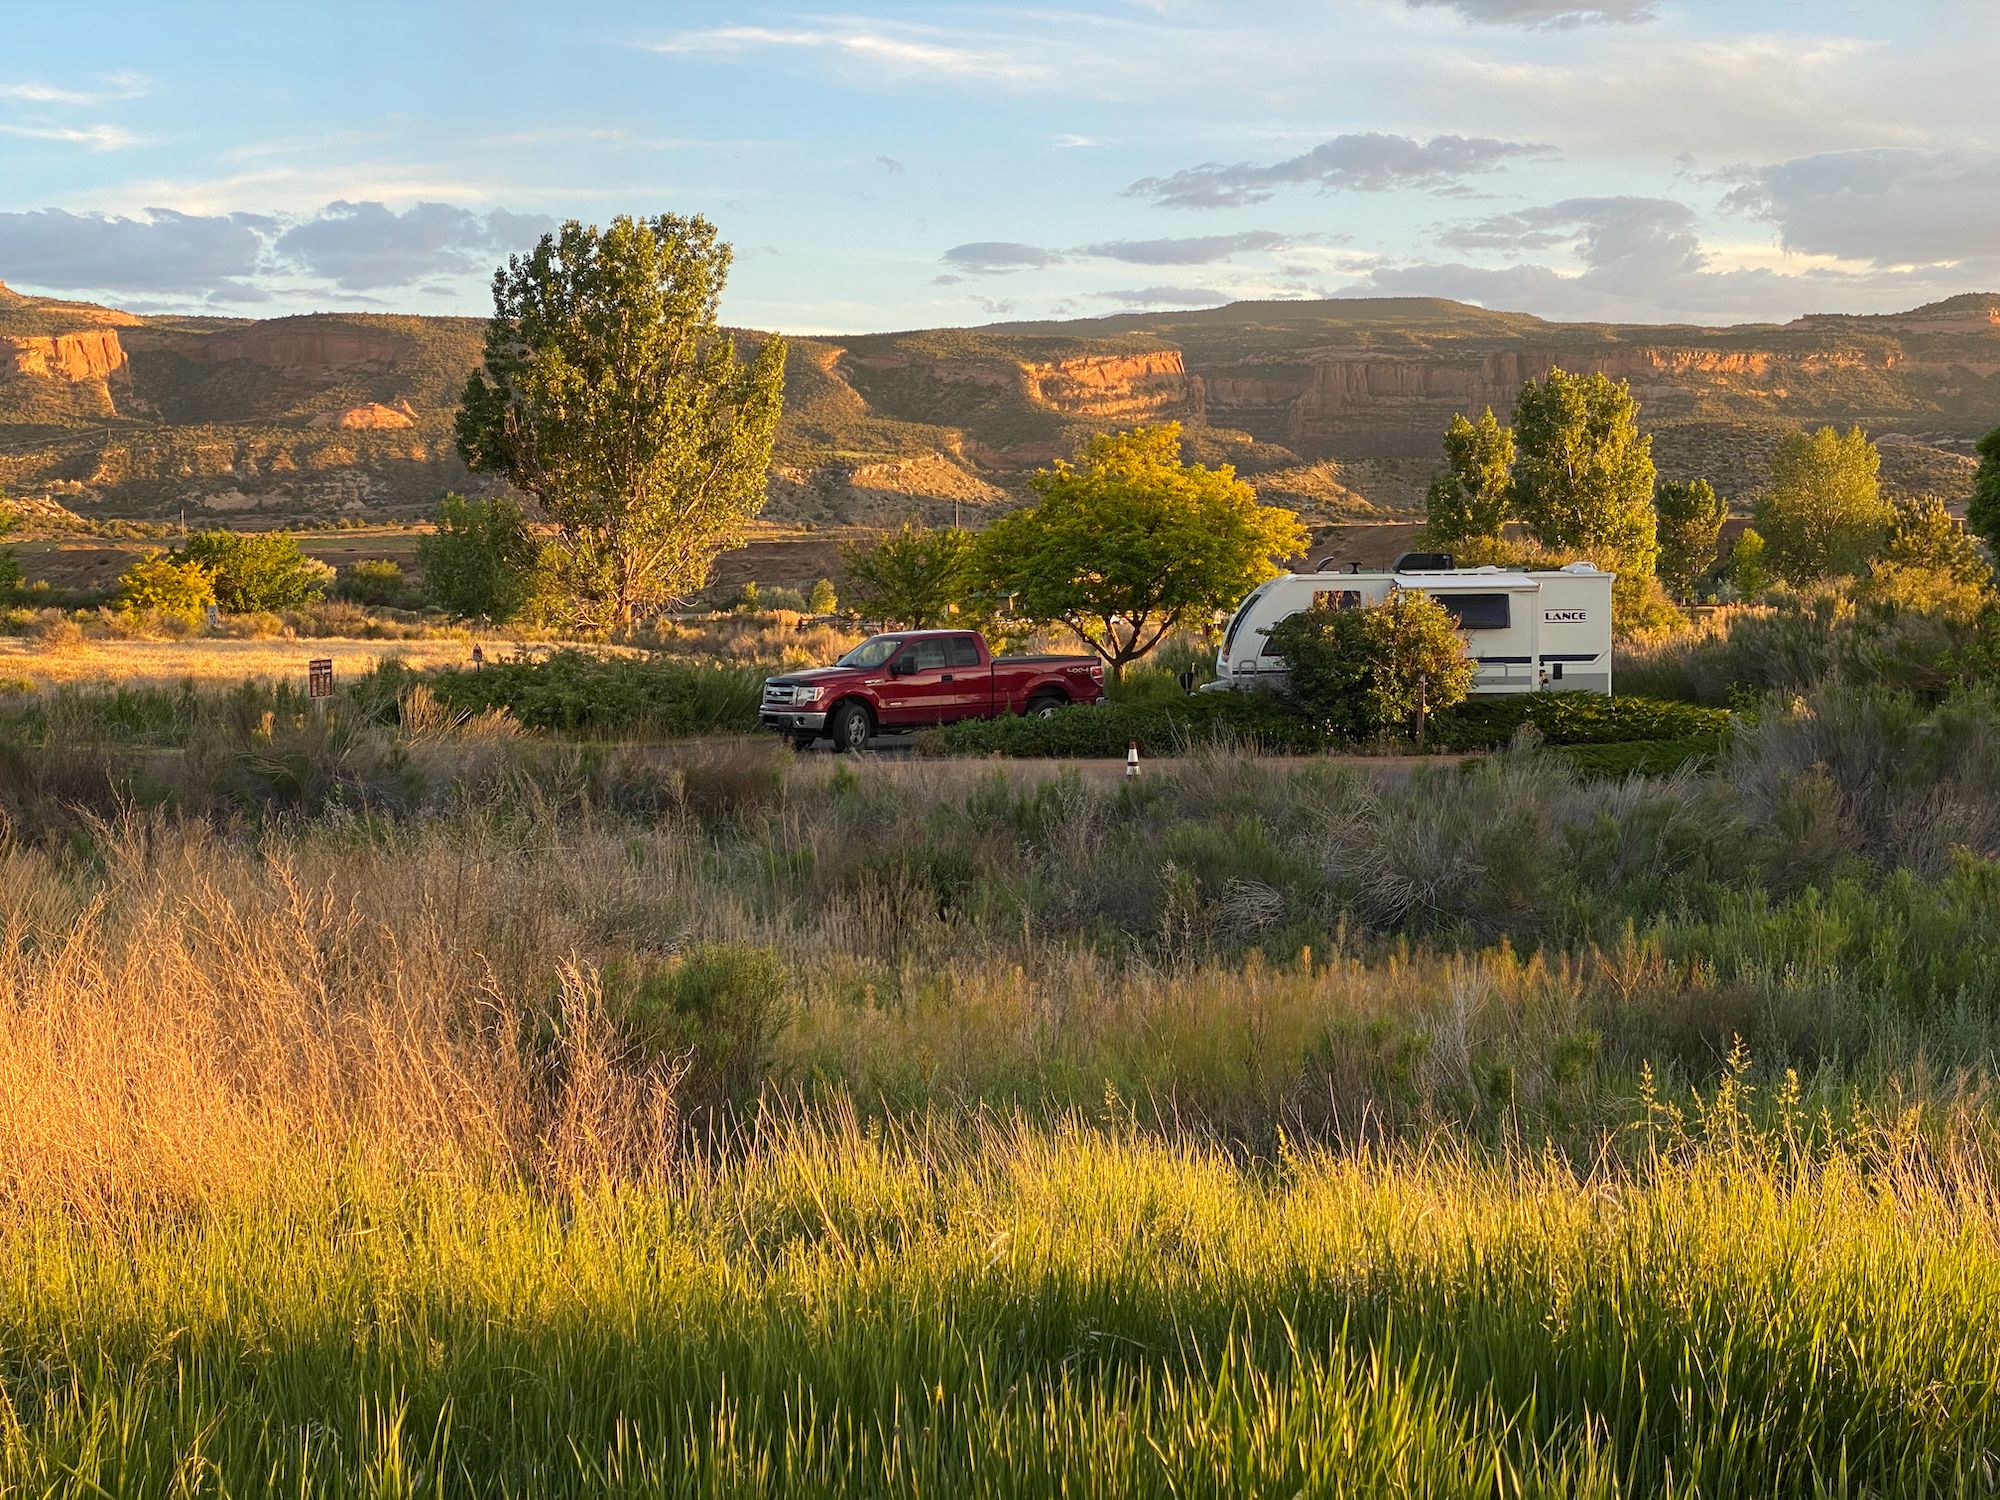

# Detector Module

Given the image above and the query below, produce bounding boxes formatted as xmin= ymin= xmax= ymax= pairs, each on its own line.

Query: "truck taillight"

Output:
xmin=1090 ymin=662 xmax=1104 ymax=680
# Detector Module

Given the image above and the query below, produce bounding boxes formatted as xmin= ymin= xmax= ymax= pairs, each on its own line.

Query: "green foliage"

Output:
xmin=0 ymin=502 xmax=21 ymax=600
xmin=920 ymin=691 xmax=1329 ymax=757
xmin=1420 ymin=407 xmax=1513 ymax=548
xmin=808 ymin=577 xmax=839 ymax=615
xmin=114 ymin=551 xmax=215 ymax=620
xmin=841 ymin=524 xmax=974 ymax=627
xmin=1265 ymin=591 xmax=1477 ymax=744
xmin=733 ymin=580 xmax=762 ymax=612
xmin=417 ymin=494 xmax=540 ymax=623
xmin=1754 ymin=425 xmax=1891 ymax=582
xmin=1883 ymin=492 xmax=1990 ymax=583
xmin=333 ymin=558 xmax=409 ymax=608
xmin=1654 ymin=478 xmax=1727 ymax=601
xmin=1553 ymin=734 xmax=1727 ymax=778
xmin=426 ymin=650 xmax=763 ymax=735
xmin=1970 ymin=425 xmax=2000 ymax=558
xmin=1428 ymin=692 xmax=1731 ymax=750
xmin=608 ymin=941 xmax=787 ymax=1104
xmin=178 ymin=530 xmax=329 ymax=613
xmin=1728 ymin=528 xmax=1771 ymax=596
xmin=455 ymin=214 xmax=786 ymax=629
xmin=975 ymin=424 xmax=1308 ymax=679
xmin=1509 ymin=368 xmax=1659 ymax=580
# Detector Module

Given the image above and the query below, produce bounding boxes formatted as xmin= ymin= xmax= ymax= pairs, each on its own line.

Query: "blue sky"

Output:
xmin=3 ymin=0 xmax=1995 ymax=331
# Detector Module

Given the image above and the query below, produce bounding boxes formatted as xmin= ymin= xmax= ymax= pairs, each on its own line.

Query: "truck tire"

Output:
xmin=827 ymin=701 xmax=874 ymax=753
xmin=1026 ymin=691 xmax=1067 ymax=718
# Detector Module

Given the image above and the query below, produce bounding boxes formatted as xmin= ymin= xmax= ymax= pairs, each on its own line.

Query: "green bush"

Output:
xmin=919 ymin=691 xmax=1328 ymax=758
xmin=180 ymin=530 xmax=331 ymax=613
xmin=334 ymin=559 xmax=410 ymax=607
xmin=607 ymin=941 xmax=788 ymax=1103
xmin=1429 ymin=693 xmax=1730 ymax=751
xmin=114 ymin=551 xmax=215 ymax=621
xmin=427 ymin=650 xmax=763 ymax=736
xmin=1553 ymin=734 xmax=1728 ymax=779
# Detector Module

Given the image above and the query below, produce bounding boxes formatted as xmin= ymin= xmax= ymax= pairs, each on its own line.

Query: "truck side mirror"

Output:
xmin=889 ymin=656 xmax=915 ymax=676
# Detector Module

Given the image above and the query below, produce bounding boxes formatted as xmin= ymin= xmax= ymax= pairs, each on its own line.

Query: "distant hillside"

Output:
xmin=3 ymin=281 xmax=1994 ymax=529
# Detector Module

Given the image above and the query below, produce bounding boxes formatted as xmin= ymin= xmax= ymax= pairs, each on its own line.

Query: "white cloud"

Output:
xmin=274 ymin=201 xmax=555 ymax=290
xmin=0 ymin=121 xmax=146 ymax=151
xmin=644 ymin=23 xmax=1053 ymax=87
xmin=1403 ymin=0 xmax=1657 ymax=28
xmin=0 ymin=72 xmax=148 ymax=107
xmin=1720 ymin=147 xmax=2000 ymax=269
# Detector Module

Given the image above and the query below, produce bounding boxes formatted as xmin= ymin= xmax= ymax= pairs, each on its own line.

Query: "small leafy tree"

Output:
xmin=1729 ymin=528 xmax=1771 ymax=597
xmin=1654 ymin=479 xmax=1727 ymax=601
xmin=1754 ymin=426 xmax=1891 ymax=582
xmin=1510 ymin=368 xmax=1658 ymax=580
xmin=335 ymin=559 xmax=409 ymax=607
xmin=975 ymin=424 xmax=1307 ymax=680
xmin=807 ymin=577 xmax=839 ymax=615
xmin=1422 ymin=408 xmax=1514 ymax=549
xmin=1966 ymin=426 xmax=2000 ymax=559
xmin=841 ymin=524 xmax=974 ymax=628
xmin=1883 ymin=493 xmax=1989 ymax=582
xmin=733 ymin=580 xmax=763 ymax=613
xmin=417 ymin=495 xmax=540 ymax=622
xmin=179 ymin=530 xmax=330 ymax=612
xmin=116 ymin=551 xmax=215 ymax=621
xmin=455 ymin=214 xmax=786 ymax=629
xmin=1265 ymin=589 xmax=1475 ymax=745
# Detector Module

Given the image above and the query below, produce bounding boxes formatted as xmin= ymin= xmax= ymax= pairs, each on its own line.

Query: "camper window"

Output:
xmin=1438 ymin=593 xmax=1510 ymax=631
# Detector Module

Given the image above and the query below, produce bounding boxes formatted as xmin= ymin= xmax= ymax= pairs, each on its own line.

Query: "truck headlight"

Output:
xmin=793 ymin=684 xmax=823 ymax=703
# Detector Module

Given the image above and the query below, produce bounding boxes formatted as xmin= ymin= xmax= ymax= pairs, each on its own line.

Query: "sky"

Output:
xmin=2 ymin=0 xmax=1996 ymax=333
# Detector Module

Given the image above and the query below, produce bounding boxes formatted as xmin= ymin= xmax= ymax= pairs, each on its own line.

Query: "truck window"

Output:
xmin=1438 ymin=593 xmax=1510 ymax=631
xmin=946 ymin=636 xmax=980 ymax=667
xmin=900 ymin=638 xmax=950 ymax=671
xmin=837 ymin=636 xmax=903 ymax=668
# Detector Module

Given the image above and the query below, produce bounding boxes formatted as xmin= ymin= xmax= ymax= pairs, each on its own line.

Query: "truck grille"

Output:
xmin=762 ymin=682 xmax=803 ymax=708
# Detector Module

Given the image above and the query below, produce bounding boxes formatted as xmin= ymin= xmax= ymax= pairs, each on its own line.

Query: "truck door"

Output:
xmin=943 ymin=633 xmax=989 ymax=717
xmin=880 ymin=636 xmax=957 ymax=726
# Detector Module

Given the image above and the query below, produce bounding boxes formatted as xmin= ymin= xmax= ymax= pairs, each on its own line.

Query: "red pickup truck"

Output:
xmin=761 ymin=629 xmax=1105 ymax=751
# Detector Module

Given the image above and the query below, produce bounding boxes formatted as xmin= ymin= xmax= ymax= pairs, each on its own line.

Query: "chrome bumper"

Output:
xmin=761 ymin=710 xmax=828 ymax=732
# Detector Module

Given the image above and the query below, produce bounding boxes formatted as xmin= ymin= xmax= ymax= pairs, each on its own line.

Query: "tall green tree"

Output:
xmin=1753 ymin=426 xmax=1891 ymax=583
xmin=1421 ymin=408 xmax=1514 ymax=550
xmin=1654 ymin=478 xmax=1727 ymax=601
xmin=975 ymin=424 xmax=1307 ymax=681
xmin=1729 ymin=528 xmax=1771 ymax=597
xmin=1509 ymin=368 xmax=1658 ymax=580
xmin=456 ymin=214 xmax=786 ymax=630
xmin=179 ymin=530 xmax=330 ymax=613
xmin=116 ymin=551 xmax=215 ymax=621
xmin=1969 ymin=426 xmax=2000 ymax=559
xmin=840 ymin=524 xmax=973 ymax=628
xmin=417 ymin=495 xmax=540 ymax=622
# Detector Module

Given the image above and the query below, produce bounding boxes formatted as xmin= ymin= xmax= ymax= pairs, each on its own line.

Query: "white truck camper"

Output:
xmin=1211 ymin=556 xmax=1616 ymax=696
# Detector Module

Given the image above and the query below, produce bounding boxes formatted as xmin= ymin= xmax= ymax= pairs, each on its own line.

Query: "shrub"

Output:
xmin=114 ymin=551 xmax=215 ymax=621
xmin=1428 ymin=692 xmax=1731 ymax=751
xmin=417 ymin=495 xmax=539 ymax=623
xmin=607 ymin=942 xmax=788 ymax=1104
xmin=808 ymin=578 xmax=839 ymax=614
xmin=427 ymin=650 xmax=764 ymax=735
xmin=180 ymin=530 xmax=331 ymax=612
xmin=919 ymin=692 xmax=1328 ymax=758
xmin=335 ymin=559 xmax=410 ymax=607
xmin=26 ymin=613 xmax=85 ymax=654
xmin=1729 ymin=528 xmax=1772 ymax=596
xmin=1265 ymin=591 xmax=1476 ymax=744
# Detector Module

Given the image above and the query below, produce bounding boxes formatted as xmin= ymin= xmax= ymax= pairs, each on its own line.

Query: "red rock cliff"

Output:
xmin=1 ymin=328 xmax=130 ymax=383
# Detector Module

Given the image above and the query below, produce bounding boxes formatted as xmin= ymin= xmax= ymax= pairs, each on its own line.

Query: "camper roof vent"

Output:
xmin=1391 ymin=551 xmax=1455 ymax=572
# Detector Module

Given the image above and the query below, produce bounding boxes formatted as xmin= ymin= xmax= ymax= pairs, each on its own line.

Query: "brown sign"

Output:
xmin=307 ymin=659 xmax=334 ymax=699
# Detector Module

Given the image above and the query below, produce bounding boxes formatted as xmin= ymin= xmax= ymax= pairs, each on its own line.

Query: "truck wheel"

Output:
xmin=827 ymin=701 xmax=873 ymax=753
xmin=1026 ymin=692 xmax=1067 ymax=718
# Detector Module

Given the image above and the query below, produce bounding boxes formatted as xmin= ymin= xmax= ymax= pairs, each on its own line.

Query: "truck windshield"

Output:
xmin=836 ymin=636 xmax=903 ymax=669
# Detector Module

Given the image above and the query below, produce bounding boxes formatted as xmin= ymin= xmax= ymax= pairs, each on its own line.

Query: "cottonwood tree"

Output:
xmin=975 ymin=423 xmax=1307 ymax=681
xmin=1753 ymin=426 xmax=1891 ymax=583
xmin=115 ymin=552 xmax=215 ymax=621
xmin=179 ymin=530 xmax=330 ymax=612
xmin=456 ymin=215 xmax=785 ymax=631
xmin=839 ymin=524 xmax=974 ymax=627
xmin=1510 ymin=368 xmax=1659 ymax=581
xmin=1654 ymin=478 xmax=1727 ymax=601
xmin=1421 ymin=407 xmax=1514 ymax=549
